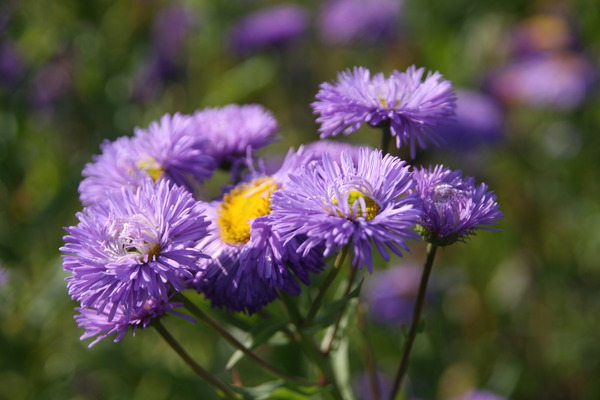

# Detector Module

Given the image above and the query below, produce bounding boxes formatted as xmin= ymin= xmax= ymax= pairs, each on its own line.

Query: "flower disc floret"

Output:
xmin=270 ymin=147 xmax=421 ymax=271
xmin=311 ymin=66 xmax=456 ymax=157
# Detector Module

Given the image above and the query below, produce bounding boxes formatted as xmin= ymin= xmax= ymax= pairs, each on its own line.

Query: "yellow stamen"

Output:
xmin=136 ymin=157 xmax=163 ymax=181
xmin=332 ymin=190 xmax=379 ymax=220
xmin=217 ymin=178 xmax=278 ymax=244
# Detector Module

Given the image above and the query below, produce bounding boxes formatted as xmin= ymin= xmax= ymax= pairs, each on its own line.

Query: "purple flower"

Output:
xmin=486 ymin=52 xmax=596 ymax=111
xmin=312 ymin=66 xmax=456 ymax=157
xmin=62 ymin=179 xmax=210 ymax=322
xmin=188 ymin=149 xmax=324 ymax=314
xmin=413 ymin=165 xmax=503 ymax=246
xmin=364 ymin=264 xmax=422 ymax=326
xmin=270 ymin=147 xmax=420 ymax=272
xmin=450 ymin=390 xmax=509 ymax=400
xmin=193 ymin=104 xmax=279 ymax=169
xmin=510 ymin=13 xmax=576 ymax=57
xmin=303 ymin=140 xmax=372 ymax=165
xmin=229 ymin=4 xmax=309 ymax=56
xmin=75 ymin=298 xmax=186 ymax=347
xmin=79 ymin=113 xmax=215 ymax=206
xmin=318 ymin=0 xmax=403 ymax=46
xmin=435 ymin=89 xmax=505 ymax=150
xmin=0 ymin=42 xmax=23 ymax=88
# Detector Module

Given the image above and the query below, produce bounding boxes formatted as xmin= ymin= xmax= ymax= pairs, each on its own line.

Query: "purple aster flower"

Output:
xmin=193 ymin=104 xmax=279 ymax=170
xmin=364 ymin=264 xmax=422 ymax=326
xmin=485 ymin=52 xmax=596 ymax=111
xmin=229 ymin=4 xmax=309 ymax=56
xmin=270 ymin=147 xmax=420 ymax=272
xmin=434 ymin=89 xmax=504 ymax=150
xmin=79 ymin=113 xmax=215 ymax=206
xmin=318 ymin=0 xmax=403 ymax=46
xmin=188 ymin=149 xmax=324 ymax=314
xmin=75 ymin=298 xmax=190 ymax=347
xmin=0 ymin=42 xmax=23 ymax=88
xmin=312 ymin=66 xmax=456 ymax=157
xmin=62 ymin=179 xmax=210 ymax=322
xmin=450 ymin=390 xmax=509 ymax=400
xmin=413 ymin=165 xmax=503 ymax=246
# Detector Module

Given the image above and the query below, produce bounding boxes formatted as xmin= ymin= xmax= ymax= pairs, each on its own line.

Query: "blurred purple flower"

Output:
xmin=353 ymin=370 xmax=392 ymax=400
xmin=413 ymin=165 xmax=503 ymax=246
xmin=0 ymin=42 xmax=23 ymax=88
xmin=365 ymin=264 xmax=422 ymax=326
xmin=188 ymin=149 xmax=324 ymax=314
xmin=30 ymin=53 xmax=73 ymax=109
xmin=62 ymin=179 xmax=210 ymax=322
xmin=318 ymin=0 xmax=403 ymax=46
xmin=486 ymin=52 xmax=596 ymax=111
xmin=271 ymin=147 xmax=420 ymax=271
xmin=312 ymin=66 xmax=456 ymax=157
xmin=450 ymin=390 xmax=510 ymax=400
xmin=511 ymin=13 xmax=576 ymax=57
xmin=79 ymin=113 xmax=215 ymax=206
xmin=435 ymin=89 xmax=504 ymax=149
xmin=229 ymin=4 xmax=309 ymax=56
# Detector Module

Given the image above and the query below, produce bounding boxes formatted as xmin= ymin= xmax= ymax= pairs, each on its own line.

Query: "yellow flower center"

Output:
xmin=217 ymin=178 xmax=278 ymax=244
xmin=136 ymin=157 xmax=163 ymax=181
xmin=333 ymin=190 xmax=379 ymax=220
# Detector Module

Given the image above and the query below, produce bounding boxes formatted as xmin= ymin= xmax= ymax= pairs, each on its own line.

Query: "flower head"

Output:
xmin=270 ymin=147 xmax=420 ymax=271
xmin=188 ymin=149 xmax=324 ymax=314
xmin=193 ymin=104 xmax=279 ymax=169
xmin=62 ymin=179 xmax=210 ymax=322
xmin=79 ymin=113 xmax=215 ymax=206
xmin=413 ymin=165 xmax=503 ymax=246
xmin=312 ymin=66 xmax=456 ymax=157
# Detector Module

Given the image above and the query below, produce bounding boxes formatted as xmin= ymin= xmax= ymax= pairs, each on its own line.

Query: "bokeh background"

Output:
xmin=1 ymin=0 xmax=600 ymax=399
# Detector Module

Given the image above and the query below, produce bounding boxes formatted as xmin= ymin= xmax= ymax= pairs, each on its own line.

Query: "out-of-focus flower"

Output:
xmin=188 ymin=149 xmax=324 ymax=314
xmin=228 ymin=4 xmax=309 ymax=56
xmin=312 ymin=66 xmax=456 ymax=157
xmin=302 ymin=140 xmax=372 ymax=165
xmin=0 ymin=42 xmax=23 ymax=88
xmin=62 ymin=179 xmax=210 ymax=322
xmin=435 ymin=89 xmax=504 ymax=150
xmin=30 ymin=52 xmax=73 ymax=109
xmin=318 ymin=0 xmax=403 ymax=46
xmin=413 ymin=165 xmax=503 ymax=246
xmin=193 ymin=104 xmax=279 ymax=170
xmin=78 ymin=113 xmax=215 ymax=206
xmin=486 ymin=52 xmax=596 ymax=111
xmin=511 ymin=13 xmax=576 ymax=56
xmin=353 ymin=370 xmax=392 ymax=400
xmin=271 ymin=147 xmax=420 ymax=271
xmin=75 ymin=298 xmax=184 ymax=347
xmin=450 ymin=390 xmax=510 ymax=400
xmin=364 ymin=264 xmax=422 ymax=326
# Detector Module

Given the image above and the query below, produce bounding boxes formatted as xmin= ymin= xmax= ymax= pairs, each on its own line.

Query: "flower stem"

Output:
xmin=323 ymin=264 xmax=359 ymax=355
xmin=304 ymin=245 xmax=350 ymax=326
xmin=388 ymin=243 xmax=438 ymax=400
xmin=174 ymin=292 xmax=315 ymax=387
xmin=380 ymin=122 xmax=393 ymax=155
xmin=153 ymin=319 xmax=240 ymax=400
xmin=357 ymin=303 xmax=380 ymax=400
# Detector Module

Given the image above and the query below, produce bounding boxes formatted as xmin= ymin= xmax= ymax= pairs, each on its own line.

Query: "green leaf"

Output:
xmin=226 ymin=320 xmax=289 ymax=370
xmin=233 ymin=380 xmax=320 ymax=400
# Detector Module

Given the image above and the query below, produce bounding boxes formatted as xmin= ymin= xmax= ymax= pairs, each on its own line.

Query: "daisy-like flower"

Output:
xmin=62 ymin=178 xmax=210 ymax=322
xmin=270 ymin=147 xmax=420 ymax=272
xmin=188 ymin=149 xmax=324 ymax=314
xmin=79 ymin=113 xmax=215 ymax=206
xmin=311 ymin=66 xmax=456 ymax=157
xmin=193 ymin=104 xmax=279 ymax=170
xmin=75 ymin=298 xmax=190 ymax=347
xmin=413 ymin=165 xmax=503 ymax=246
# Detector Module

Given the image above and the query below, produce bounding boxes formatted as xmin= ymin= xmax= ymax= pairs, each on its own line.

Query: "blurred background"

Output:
xmin=1 ymin=0 xmax=600 ymax=399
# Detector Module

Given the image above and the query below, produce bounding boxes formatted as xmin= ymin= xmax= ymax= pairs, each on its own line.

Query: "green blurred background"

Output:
xmin=1 ymin=0 xmax=600 ymax=399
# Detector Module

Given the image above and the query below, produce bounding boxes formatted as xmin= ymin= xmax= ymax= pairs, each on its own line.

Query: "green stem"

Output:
xmin=388 ymin=243 xmax=438 ymax=400
xmin=323 ymin=264 xmax=359 ymax=355
xmin=174 ymin=292 xmax=315 ymax=387
xmin=279 ymin=293 xmax=344 ymax=400
xmin=357 ymin=304 xmax=380 ymax=400
xmin=153 ymin=319 xmax=240 ymax=400
xmin=304 ymin=245 xmax=350 ymax=326
xmin=380 ymin=122 xmax=392 ymax=156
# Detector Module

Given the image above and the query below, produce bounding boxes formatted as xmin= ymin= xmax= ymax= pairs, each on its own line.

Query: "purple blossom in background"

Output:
xmin=510 ymin=13 xmax=576 ymax=57
xmin=365 ymin=264 xmax=422 ymax=326
xmin=62 ymin=179 xmax=210 ymax=322
xmin=353 ymin=370 xmax=392 ymax=400
xmin=30 ymin=52 xmax=73 ymax=109
xmin=228 ymin=4 xmax=309 ymax=56
xmin=188 ymin=149 xmax=324 ymax=314
xmin=312 ymin=66 xmax=456 ymax=157
xmin=486 ymin=52 xmax=596 ymax=111
xmin=413 ymin=165 xmax=503 ymax=246
xmin=271 ymin=147 xmax=420 ymax=271
xmin=318 ymin=0 xmax=403 ymax=46
xmin=0 ymin=42 xmax=23 ymax=88
xmin=450 ymin=390 xmax=510 ymax=400
xmin=75 ymin=298 xmax=186 ymax=347
xmin=435 ymin=89 xmax=504 ymax=150
xmin=302 ymin=140 xmax=371 ymax=165
xmin=193 ymin=104 xmax=279 ymax=169
xmin=79 ymin=113 xmax=215 ymax=206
